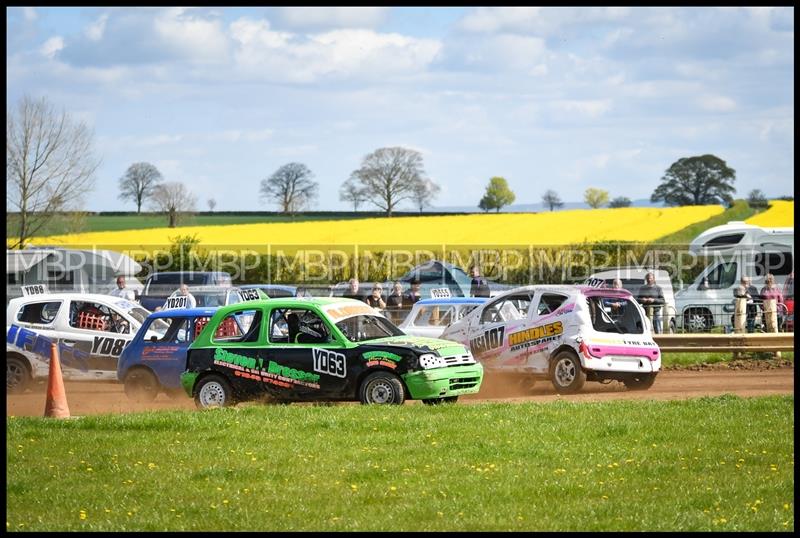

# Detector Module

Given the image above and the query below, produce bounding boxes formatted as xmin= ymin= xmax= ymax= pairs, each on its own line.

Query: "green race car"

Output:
xmin=181 ymin=297 xmax=483 ymax=408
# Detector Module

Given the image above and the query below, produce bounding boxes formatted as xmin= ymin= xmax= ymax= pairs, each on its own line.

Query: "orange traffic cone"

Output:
xmin=44 ymin=343 xmax=70 ymax=418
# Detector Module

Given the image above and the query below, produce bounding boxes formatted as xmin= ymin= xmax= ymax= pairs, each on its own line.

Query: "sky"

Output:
xmin=6 ymin=6 xmax=795 ymax=212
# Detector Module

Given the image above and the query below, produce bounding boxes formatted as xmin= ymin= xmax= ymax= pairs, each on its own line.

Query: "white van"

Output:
xmin=675 ymin=222 xmax=794 ymax=331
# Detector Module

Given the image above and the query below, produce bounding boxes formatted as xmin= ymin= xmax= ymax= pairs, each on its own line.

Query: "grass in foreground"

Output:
xmin=661 ymin=351 xmax=793 ymax=368
xmin=6 ymin=395 xmax=794 ymax=531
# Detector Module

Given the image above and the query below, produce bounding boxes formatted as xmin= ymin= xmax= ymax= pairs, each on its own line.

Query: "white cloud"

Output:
xmin=230 ymin=19 xmax=441 ymax=82
xmin=86 ymin=14 xmax=109 ymax=41
xmin=697 ymin=95 xmax=737 ymax=112
xmin=153 ymin=8 xmax=229 ymax=63
xmin=552 ymin=99 xmax=612 ymax=118
xmin=277 ymin=7 xmax=388 ymax=29
xmin=40 ymin=36 xmax=64 ymax=58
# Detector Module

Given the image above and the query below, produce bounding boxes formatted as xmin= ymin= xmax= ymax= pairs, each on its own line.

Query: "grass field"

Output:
xmin=24 ymin=205 xmax=725 ymax=251
xmin=657 ymin=200 xmax=759 ymax=244
xmin=6 ymin=395 xmax=794 ymax=531
xmin=661 ymin=351 xmax=793 ymax=368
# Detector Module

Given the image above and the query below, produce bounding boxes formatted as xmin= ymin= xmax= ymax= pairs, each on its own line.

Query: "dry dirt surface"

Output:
xmin=6 ymin=367 xmax=794 ymax=417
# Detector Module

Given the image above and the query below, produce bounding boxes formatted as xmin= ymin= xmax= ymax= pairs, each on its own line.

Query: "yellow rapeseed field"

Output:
xmin=29 ymin=205 xmax=725 ymax=252
xmin=745 ymin=200 xmax=794 ymax=227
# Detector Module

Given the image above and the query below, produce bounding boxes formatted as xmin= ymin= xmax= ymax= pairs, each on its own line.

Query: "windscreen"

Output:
xmin=336 ymin=315 xmax=404 ymax=342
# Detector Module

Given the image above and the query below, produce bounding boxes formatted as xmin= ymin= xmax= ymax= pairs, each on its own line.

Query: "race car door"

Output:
xmin=263 ymin=306 xmax=350 ymax=400
xmin=524 ymin=291 xmax=571 ymax=374
xmin=66 ymin=298 xmax=133 ymax=374
xmin=468 ymin=291 xmax=534 ymax=371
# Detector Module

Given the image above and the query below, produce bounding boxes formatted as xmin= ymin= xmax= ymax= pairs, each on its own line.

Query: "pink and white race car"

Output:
xmin=440 ymin=285 xmax=661 ymax=393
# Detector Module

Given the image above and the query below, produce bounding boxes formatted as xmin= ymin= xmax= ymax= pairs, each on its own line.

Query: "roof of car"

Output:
xmin=147 ymin=307 xmax=219 ymax=319
xmin=490 ymin=284 xmax=634 ymax=298
xmin=169 ymin=285 xmax=239 ymax=293
xmin=241 ymin=284 xmax=297 ymax=291
xmin=415 ymin=297 xmax=488 ymax=305
xmin=8 ymin=293 xmax=143 ymax=306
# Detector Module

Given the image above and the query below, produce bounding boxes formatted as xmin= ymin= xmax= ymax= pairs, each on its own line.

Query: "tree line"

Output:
xmin=6 ymin=94 xmax=786 ymax=248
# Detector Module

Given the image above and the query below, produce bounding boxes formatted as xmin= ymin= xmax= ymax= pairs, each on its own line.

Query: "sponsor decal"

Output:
xmin=365 ymin=359 xmax=397 ymax=369
xmin=508 ymin=321 xmax=564 ymax=351
xmin=584 ymin=278 xmax=605 ymax=288
xmin=361 ymin=351 xmax=402 ymax=362
xmin=324 ymin=304 xmax=376 ymax=321
xmin=469 ymin=326 xmax=505 ymax=356
xmin=21 ymin=284 xmax=48 ymax=296
xmin=312 ymin=348 xmax=347 ymax=378
xmin=212 ymin=348 xmax=321 ymax=388
xmin=7 ymin=324 xmax=91 ymax=371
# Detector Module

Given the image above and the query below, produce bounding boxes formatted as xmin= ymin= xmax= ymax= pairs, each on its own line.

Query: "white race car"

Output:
xmin=6 ymin=292 xmax=152 ymax=392
xmin=440 ymin=285 xmax=661 ymax=394
xmin=397 ymin=297 xmax=488 ymax=338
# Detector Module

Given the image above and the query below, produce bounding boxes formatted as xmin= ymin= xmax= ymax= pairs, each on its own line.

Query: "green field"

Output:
xmin=661 ymin=351 xmax=793 ymax=368
xmin=7 ymin=395 xmax=794 ymax=531
xmin=657 ymin=200 xmax=759 ymax=244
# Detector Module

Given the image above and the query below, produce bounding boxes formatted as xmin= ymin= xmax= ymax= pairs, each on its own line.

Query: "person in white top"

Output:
xmin=178 ymin=284 xmax=197 ymax=308
xmin=109 ymin=276 xmax=136 ymax=301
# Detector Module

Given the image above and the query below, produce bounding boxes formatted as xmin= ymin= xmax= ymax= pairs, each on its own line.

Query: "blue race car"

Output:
xmin=117 ymin=307 xmax=219 ymax=401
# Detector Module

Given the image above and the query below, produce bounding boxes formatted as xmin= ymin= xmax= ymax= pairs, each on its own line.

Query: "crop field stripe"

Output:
xmin=6 ymin=395 xmax=794 ymax=531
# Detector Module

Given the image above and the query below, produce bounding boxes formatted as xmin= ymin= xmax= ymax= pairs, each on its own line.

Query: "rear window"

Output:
xmin=586 ymin=296 xmax=644 ymax=334
xmin=16 ymin=301 xmax=62 ymax=325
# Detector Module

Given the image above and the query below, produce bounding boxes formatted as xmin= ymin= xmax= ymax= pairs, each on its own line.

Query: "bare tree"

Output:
xmin=339 ymin=177 xmax=368 ymax=211
xmin=7 ymin=95 xmax=100 ymax=248
xmin=118 ymin=162 xmax=163 ymax=213
xmin=349 ymin=147 xmax=428 ymax=217
xmin=541 ymin=189 xmax=564 ymax=211
xmin=260 ymin=162 xmax=318 ymax=215
xmin=149 ymin=181 xmax=197 ymax=227
xmin=207 ymin=198 xmax=217 ymax=212
xmin=412 ymin=178 xmax=441 ymax=213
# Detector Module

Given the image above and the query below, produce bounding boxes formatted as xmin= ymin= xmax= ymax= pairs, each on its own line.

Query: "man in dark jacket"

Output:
xmin=637 ymin=272 xmax=665 ymax=333
xmin=470 ymin=266 xmax=491 ymax=298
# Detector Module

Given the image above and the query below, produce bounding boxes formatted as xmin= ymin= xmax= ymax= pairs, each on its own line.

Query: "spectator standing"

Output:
xmin=403 ymin=279 xmax=422 ymax=305
xmin=109 ymin=275 xmax=136 ymax=301
xmin=760 ymin=273 xmax=784 ymax=333
xmin=470 ymin=266 xmax=491 ymax=298
xmin=637 ymin=272 xmax=665 ymax=333
xmin=365 ymin=283 xmax=387 ymax=309
xmin=343 ymin=278 xmax=364 ymax=302
xmin=733 ymin=276 xmax=759 ymax=333
xmin=385 ymin=281 xmax=406 ymax=324
xmin=177 ymin=284 xmax=197 ymax=309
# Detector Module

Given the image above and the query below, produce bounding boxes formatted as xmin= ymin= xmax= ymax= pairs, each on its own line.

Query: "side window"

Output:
xmin=706 ymin=262 xmax=738 ymax=289
xmin=480 ymin=294 xmax=532 ymax=324
xmin=69 ymin=301 xmax=129 ymax=334
xmin=269 ymin=308 xmax=332 ymax=344
xmin=754 ymin=252 xmax=793 ymax=277
xmin=228 ymin=290 xmax=242 ymax=305
xmin=16 ymin=301 xmax=62 ymax=325
xmin=210 ymin=309 xmax=263 ymax=344
xmin=536 ymin=294 xmax=568 ymax=316
xmin=146 ymin=318 xmax=190 ymax=344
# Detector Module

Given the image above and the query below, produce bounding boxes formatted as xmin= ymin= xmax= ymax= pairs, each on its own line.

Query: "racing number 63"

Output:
xmin=313 ymin=349 xmax=346 ymax=378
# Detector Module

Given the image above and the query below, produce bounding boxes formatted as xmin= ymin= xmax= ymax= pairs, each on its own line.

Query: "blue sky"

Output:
xmin=6 ymin=7 xmax=794 ymax=211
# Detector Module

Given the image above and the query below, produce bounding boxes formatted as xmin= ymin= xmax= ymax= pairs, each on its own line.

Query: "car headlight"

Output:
xmin=418 ymin=353 xmax=446 ymax=370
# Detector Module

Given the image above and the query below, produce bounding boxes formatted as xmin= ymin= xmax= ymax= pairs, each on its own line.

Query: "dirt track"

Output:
xmin=6 ymin=368 xmax=794 ymax=417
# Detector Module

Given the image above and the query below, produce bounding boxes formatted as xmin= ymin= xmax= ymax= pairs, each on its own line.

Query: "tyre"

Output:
xmin=623 ymin=373 xmax=657 ymax=391
xmin=422 ymin=396 xmax=459 ymax=405
xmin=684 ymin=308 xmax=713 ymax=332
xmin=194 ymin=374 xmax=234 ymax=409
xmin=123 ymin=369 xmax=160 ymax=402
xmin=359 ymin=371 xmax=405 ymax=405
xmin=7 ymin=356 xmax=31 ymax=394
xmin=549 ymin=351 xmax=586 ymax=394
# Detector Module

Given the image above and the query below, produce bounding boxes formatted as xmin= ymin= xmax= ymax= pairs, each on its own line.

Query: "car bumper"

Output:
xmin=584 ymin=356 xmax=661 ymax=373
xmin=402 ymin=363 xmax=484 ymax=400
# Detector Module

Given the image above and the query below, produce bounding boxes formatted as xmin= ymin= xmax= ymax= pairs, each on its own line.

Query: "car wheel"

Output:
xmin=422 ymin=396 xmax=459 ymax=405
xmin=359 ymin=371 xmax=405 ymax=405
xmin=623 ymin=373 xmax=657 ymax=391
xmin=549 ymin=351 xmax=586 ymax=394
xmin=124 ymin=369 xmax=160 ymax=402
xmin=194 ymin=374 xmax=234 ymax=409
xmin=684 ymin=309 xmax=713 ymax=332
xmin=7 ymin=356 xmax=31 ymax=394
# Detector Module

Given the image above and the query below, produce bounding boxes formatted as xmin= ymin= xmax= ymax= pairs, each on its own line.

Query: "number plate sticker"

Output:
xmin=164 ymin=296 xmax=188 ymax=309
xmin=430 ymin=288 xmax=452 ymax=299
xmin=238 ymin=289 xmax=260 ymax=301
xmin=21 ymin=284 xmax=49 ymax=296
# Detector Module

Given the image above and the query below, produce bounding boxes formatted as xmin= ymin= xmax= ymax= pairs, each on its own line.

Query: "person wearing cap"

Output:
xmin=365 ymin=283 xmax=387 ymax=309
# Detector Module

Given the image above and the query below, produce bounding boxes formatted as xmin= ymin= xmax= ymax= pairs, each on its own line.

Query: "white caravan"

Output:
xmin=675 ymin=222 xmax=794 ymax=331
